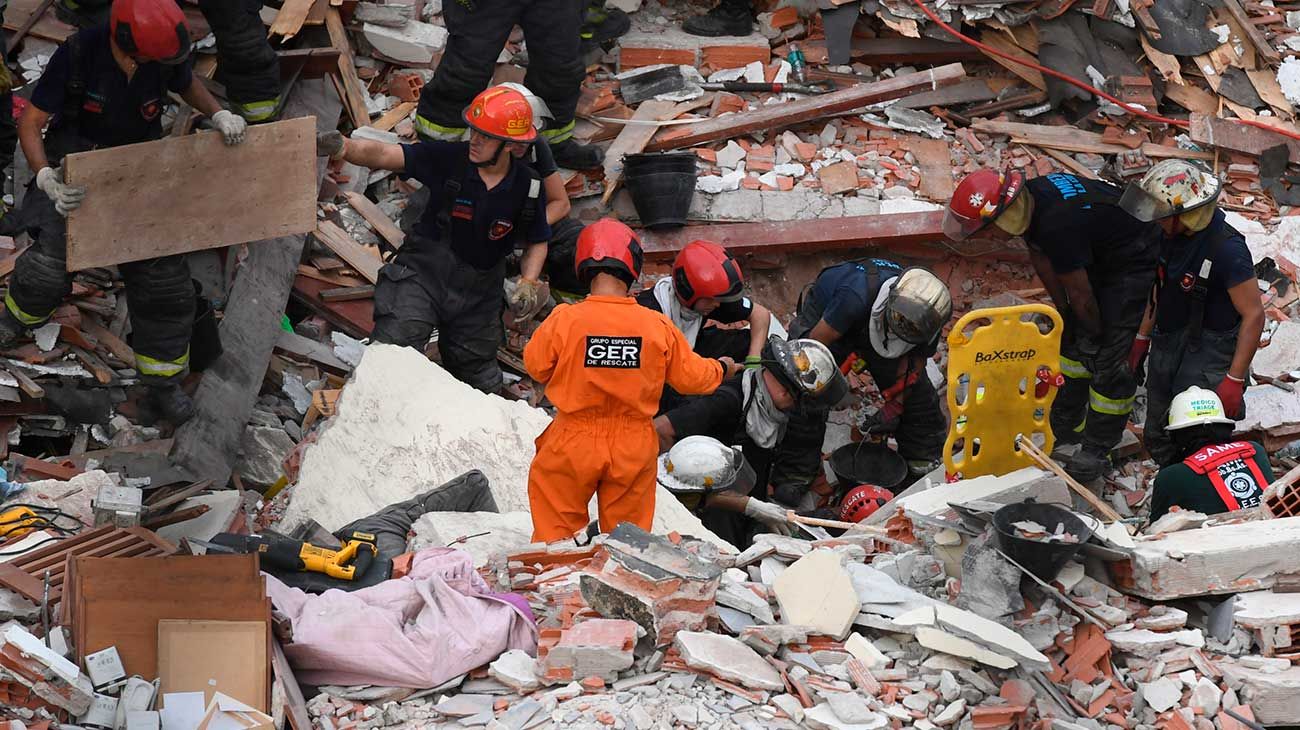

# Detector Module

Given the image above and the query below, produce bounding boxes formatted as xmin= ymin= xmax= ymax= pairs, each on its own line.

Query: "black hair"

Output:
xmin=1171 ymin=422 xmax=1236 ymax=460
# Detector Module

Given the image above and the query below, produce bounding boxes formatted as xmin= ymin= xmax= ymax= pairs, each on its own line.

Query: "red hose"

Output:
xmin=905 ymin=0 xmax=1300 ymax=142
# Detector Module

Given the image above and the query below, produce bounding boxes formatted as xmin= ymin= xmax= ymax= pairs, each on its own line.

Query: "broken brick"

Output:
xmin=817 ymin=161 xmax=860 ymax=196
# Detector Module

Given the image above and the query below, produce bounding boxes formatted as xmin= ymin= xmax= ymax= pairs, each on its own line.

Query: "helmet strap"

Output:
xmin=472 ymin=138 xmax=507 ymax=168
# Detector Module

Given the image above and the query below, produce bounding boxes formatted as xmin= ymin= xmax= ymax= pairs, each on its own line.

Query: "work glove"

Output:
xmin=1215 ymin=374 xmax=1246 ymax=420
xmin=744 ymin=497 xmax=793 ymax=536
xmin=316 ymin=131 xmax=345 ymax=160
xmin=36 ymin=167 xmax=85 ymax=217
xmin=744 ymin=355 xmax=763 ymax=370
xmin=210 ymin=110 xmax=247 ymax=145
xmin=1127 ymin=334 xmax=1151 ymax=384
xmin=509 ymin=277 xmax=544 ymax=321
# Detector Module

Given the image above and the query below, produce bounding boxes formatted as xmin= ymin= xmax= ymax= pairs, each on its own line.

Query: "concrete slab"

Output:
xmin=1222 ymin=663 xmax=1300 ymax=725
xmin=845 ymin=633 xmax=889 ymax=669
xmin=1124 ymin=516 xmax=1300 ymax=600
xmin=1252 ymin=321 xmax=1300 ymax=379
xmin=674 ymin=631 xmax=784 ymax=691
xmin=1235 ymin=590 xmax=1300 ymax=628
xmin=774 ymin=549 xmax=860 ymax=640
xmin=914 ymin=627 xmax=1017 ymax=670
xmin=156 ymin=491 xmax=243 ymax=544
xmin=1140 ymin=677 xmax=1183 ymax=713
xmin=885 ymin=468 xmax=1070 ymax=520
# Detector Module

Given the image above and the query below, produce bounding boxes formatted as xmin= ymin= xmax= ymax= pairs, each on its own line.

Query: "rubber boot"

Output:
xmin=148 ymin=383 xmax=195 ymax=426
xmin=682 ymin=0 xmax=753 ymax=37
xmin=1064 ymin=444 xmax=1108 ymax=483
xmin=0 ymin=308 xmax=24 ymax=349
xmin=550 ymin=138 xmax=605 ymax=170
xmin=580 ymin=1 xmax=631 ymax=51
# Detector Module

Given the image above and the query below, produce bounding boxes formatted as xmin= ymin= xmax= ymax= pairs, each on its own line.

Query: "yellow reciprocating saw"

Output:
xmin=204 ymin=531 xmax=379 ymax=580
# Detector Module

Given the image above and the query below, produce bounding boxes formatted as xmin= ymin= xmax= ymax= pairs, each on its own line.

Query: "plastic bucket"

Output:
xmin=992 ymin=500 xmax=1094 ymax=582
xmin=624 ymin=151 xmax=699 ymax=175
xmin=625 ymin=170 xmax=696 ymax=229
xmin=828 ymin=442 xmax=909 ymax=493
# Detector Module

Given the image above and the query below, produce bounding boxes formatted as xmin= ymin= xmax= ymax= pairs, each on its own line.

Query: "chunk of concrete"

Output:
xmin=1189 ymin=676 xmax=1222 ymax=716
xmin=845 ymin=633 xmax=889 ymax=669
xmin=914 ymin=627 xmax=1017 ymax=670
xmin=1125 ymin=516 xmax=1300 ymax=600
xmin=933 ymin=698 xmax=965 ymax=726
xmin=541 ymin=619 xmax=637 ymax=683
xmin=673 ymin=631 xmax=783 ymax=691
xmin=826 ymin=692 xmax=875 ymax=724
xmin=774 ymin=549 xmax=859 ymax=640
xmin=236 ymin=425 xmax=295 ymax=488
xmin=879 ymin=468 xmax=1070 ymax=523
xmin=354 ymin=2 xmax=412 ymax=27
xmin=804 ymin=702 xmax=887 ymax=730
xmin=1221 ymin=662 xmax=1300 ymax=724
xmin=771 ymin=693 xmax=804 ymax=723
xmin=363 ymin=21 xmax=448 ymax=65
xmin=908 ymin=604 xmax=1051 ymax=671
xmin=1140 ymin=677 xmax=1183 ymax=713
xmin=1105 ymin=628 xmax=1204 ymax=658
xmin=1235 ymin=590 xmax=1300 ymax=629
xmin=489 ymin=650 xmax=541 ymax=693
xmin=1251 ymin=321 xmax=1300 ymax=379
xmin=0 ymin=588 xmax=38 ymax=621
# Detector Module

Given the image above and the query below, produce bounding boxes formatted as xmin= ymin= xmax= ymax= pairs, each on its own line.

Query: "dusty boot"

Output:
xmin=580 ymin=2 xmax=630 ymax=51
xmin=550 ymin=138 xmax=605 ymax=170
xmin=148 ymin=383 xmax=195 ymax=426
xmin=0 ymin=309 xmax=24 ymax=349
xmin=682 ymin=0 xmax=753 ymax=37
xmin=1049 ymin=437 xmax=1081 ymax=463
xmin=1064 ymin=444 xmax=1108 ymax=483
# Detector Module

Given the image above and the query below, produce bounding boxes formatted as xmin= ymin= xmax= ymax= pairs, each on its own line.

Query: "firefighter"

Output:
xmin=412 ymin=0 xmax=602 ymax=170
xmin=523 ymin=218 xmax=737 ymax=543
xmin=53 ymin=0 xmax=281 ymax=123
xmin=773 ymin=261 xmax=952 ymax=505
xmin=657 ymin=436 xmax=792 ymax=544
xmin=1119 ymin=160 xmax=1264 ymax=466
xmin=0 ymin=0 xmax=247 ymax=424
xmin=653 ymin=337 xmax=847 ymax=547
xmin=944 ymin=169 xmax=1160 ymax=482
xmin=1149 ymin=386 xmax=1273 ymax=522
xmin=318 ymin=85 xmax=550 ymax=394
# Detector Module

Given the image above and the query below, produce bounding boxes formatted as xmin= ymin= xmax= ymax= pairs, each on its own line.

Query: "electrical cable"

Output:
xmin=905 ymin=0 xmax=1300 ymax=143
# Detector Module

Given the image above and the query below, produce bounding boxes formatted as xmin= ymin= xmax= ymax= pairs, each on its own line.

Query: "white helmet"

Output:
xmin=657 ymin=436 xmax=755 ymax=496
xmin=1119 ymin=159 xmax=1222 ymax=224
xmin=1167 ymin=386 xmax=1234 ymax=431
xmin=495 ymin=82 xmax=553 ymax=131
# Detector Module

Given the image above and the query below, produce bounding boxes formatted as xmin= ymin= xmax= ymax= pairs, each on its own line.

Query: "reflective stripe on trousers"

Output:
xmin=137 ymin=347 xmax=190 ymax=379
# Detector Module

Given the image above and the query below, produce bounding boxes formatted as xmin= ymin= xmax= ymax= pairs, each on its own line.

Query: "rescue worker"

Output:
xmin=523 ymin=218 xmax=737 ymax=543
xmin=412 ymin=0 xmax=603 ymax=170
xmin=53 ymin=0 xmax=281 ymax=123
xmin=318 ymin=85 xmax=550 ymax=394
xmin=943 ymin=169 xmax=1159 ymax=482
xmin=657 ymin=436 xmax=791 ymax=545
xmin=774 ymin=261 xmax=952 ymax=504
xmin=1 ymin=0 xmax=248 ymax=423
xmin=1149 ymin=386 xmax=1273 ymax=521
xmin=1119 ymin=160 xmax=1265 ymax=466
xmin=653 ymin=337 xmax=847 ymax=547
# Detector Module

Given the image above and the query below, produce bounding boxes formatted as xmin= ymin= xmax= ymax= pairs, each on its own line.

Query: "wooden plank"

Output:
xmin=72 ymin=346 xmax=114 ymax=384
xmin=1189 ymin=113 xmax=1300 ymax=159
xmin=2 ymin=363 xmax=43 ymax=398
xmin=273 ymin=640 xmax=312 ymax=730
xmin=1221 ymin=0 xmax=1280 ymax=64
xmin=320 ymin=285 xmax=375 ymax=302
xmin=64 ymin=118 xmax=317 ymax=270
xmin=892 ymin=78 xmax=999 ymax=110
xmin=81 ymin=317 xmax=135 ymax=365
xmin=270 ymin=0 xmax=315 ymax=39
xmin=325 ymin=7 xmax=371 ymax=129
xmin=313 ymin=221 xmax=381 ymax=284
xmin=601 ymin=100 xmax=679 ymax=206
xmin=342 ymin=191 xmax=405 ymax=250
xmin=971 ymin=119 xmax=1215 ymax=160
xmin=159 ymin=620 xmax=269 ymax=711
xmin=277 ymin=48 xmax=343 ymax=80
xmin=638 ymin=211 xmax=947 ymax=259
xmin=778 ymin=36 xmax=982 ymax=66
xmin=1246 ymin=68 xmax=1295 ymax=120
xmin=275 ymin=330 xmax=351 ymax=374
xmin=305 ymin=0 xmax=328 ymax=25
xmin=646 ymin=63 xmax=967 ymax=152
xmin=1139 ymin=33 xmax=1185 ymax=86
xmin=911 ymin=138 xmax=955 ymax=202
xmin=296 ymin=264 xmax=369 ymax=288
xmin=978 ymin=33 xmax=1047 ymax=91
xmin=290 ymin=275 xmax=374 ymax=339
xmin=1165 ymin=83 xmax=1220 ymax=115
xmin=370 ymin=101 xmax=417 ymax=133
xmin=1036 ymin=147 xmax=1100 ymax=179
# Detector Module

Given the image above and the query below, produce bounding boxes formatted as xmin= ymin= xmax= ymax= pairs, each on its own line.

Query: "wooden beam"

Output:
xmin=1189 ymin=113 xmax=1300 ymax=159
xmin=778 ymin=37 xmax=982 ymax=66
xmin=972 ymin=119 xmax=1215 ymax=160
xmin=325 ymin=7 xmax=371 ymax=129
xmin=977 ymin=33 xmax=1047 ymax=91
xmin=370 ymin=101 xmax=416 ymax=132
xmin=270 ymin=0 xmax=315 ymax=39
xmin=342 ymin=191 xmax=404 ymax=250
xmin=638 ymin=211 xmax=947 ymax=260
xmin=64 ymin=118 xmax=317 ymax=270
xmin=646 ymin=63 xmax=967 ymax=152
xmin=1220 ymin=0 xmax=1280 ymax=64
xmin=312 ymin=221 xmax=381 ymax=284
xmin=1036 ymin=147 xmax=1100 ymax=179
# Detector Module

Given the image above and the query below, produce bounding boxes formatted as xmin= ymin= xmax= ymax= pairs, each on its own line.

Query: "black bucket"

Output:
xmin=992 ymin=500 xmax=1094 ymax=582
xmin=624 ymin=154 xmax=697 ymax=229
xmin=829 ymin=442 xmax=908 ymax=493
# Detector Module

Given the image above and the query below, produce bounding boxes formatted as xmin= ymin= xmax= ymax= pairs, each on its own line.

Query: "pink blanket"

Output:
xmin=266 ymin=547 xmax=538 ymax=688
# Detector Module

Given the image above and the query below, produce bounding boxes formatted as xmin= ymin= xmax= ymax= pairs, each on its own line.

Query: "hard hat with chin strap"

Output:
xmin=1167 ymin=385 xmax=1234 ymax=431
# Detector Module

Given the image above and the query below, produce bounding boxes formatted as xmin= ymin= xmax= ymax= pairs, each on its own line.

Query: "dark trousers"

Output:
xmin=370 ymin=238 xmax=507 ymax=393
xmin=1051 ymin=265 xmax=1152 ymax=452
xmin=6 ymin=186 xmax=194 ymax=381
xmin=415 ymin=0 xmax=583 ymax=141
xmin=1143 ymin=324 xmax=1240 ymax=466
xmin=198 ymin=0 xmax=282 ymax=121
xmin=337 ymin=470 xmax=499 ymax=558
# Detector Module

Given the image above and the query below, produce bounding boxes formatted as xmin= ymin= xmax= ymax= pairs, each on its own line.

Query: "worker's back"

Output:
xmin=524 ymin=294 xmax=722 ymax=420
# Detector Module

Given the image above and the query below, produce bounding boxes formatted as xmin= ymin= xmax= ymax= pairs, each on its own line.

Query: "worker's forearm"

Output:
xmin=703 ymin=491 xmax=749 ymax=514
xmin=1136 ymin=296 xmax=1155 ymax=337
xmin=542 ymin=174 xmax=570 ymax=225
xmin=653 ymin=416 xmax=675 ymax=454
xmin=1030 ymin=251 xmax=1069 ymax=312
xmin=339 ymin=138 xmax=406 ymax=172
xmin=519 ymin=242 xmax=548 ymax=281
xmin=1230 ymin=308 xmax=1264 ymax=381
xmin=1070 ymin=293 xmax=1103 ymax=338
xmin=747 ymin=305 xmax=772 ymax=358
xmin=18 ymin=120 xmax=47 ymax=173
xmin=180 ymin=79 xmax=223 ymax=118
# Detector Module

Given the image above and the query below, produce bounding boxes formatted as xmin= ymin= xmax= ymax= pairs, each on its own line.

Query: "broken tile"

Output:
xmin=845 ymin=633 xmax=889 ymax=669
xmin=1140 ymin=677 xmax=1183 ymax=713
xmin=675 ymin=631 xmax=783 ymax=691
xmin=817 ymin=161 xmax=860 ymax=196
xmin=774 ymin=549 xmax=859 ymax=640
xmin=914 ymin=627 xmax=1017 ymax=670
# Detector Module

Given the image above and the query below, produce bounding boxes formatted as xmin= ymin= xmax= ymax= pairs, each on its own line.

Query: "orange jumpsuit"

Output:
xmin=524 ymin=295 xmax=724 ymax=542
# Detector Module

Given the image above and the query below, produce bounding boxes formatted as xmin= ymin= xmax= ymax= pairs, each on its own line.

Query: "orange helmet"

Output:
xmin=576 ymin=219 xmax=643 ymax=286
xmin=840 ymin=484 xmax=894 ymax=523
xmin=672 ymin=240 xmax=744 ymax=308
xmin=462 ymin=86 xmax=538 ymax=144
xmin=111 ymin=0 xmax=191 ymax=64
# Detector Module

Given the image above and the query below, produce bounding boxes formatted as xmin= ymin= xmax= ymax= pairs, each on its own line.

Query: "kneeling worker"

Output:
xmin=1149 ymin=386 xmax=1273 ymax=522
xmin=524 ymin=219 xmax=739 ymax=543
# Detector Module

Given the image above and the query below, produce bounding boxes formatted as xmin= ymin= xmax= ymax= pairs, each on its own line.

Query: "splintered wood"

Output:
xmin=64 ymin=117 xmax=317 ymax=270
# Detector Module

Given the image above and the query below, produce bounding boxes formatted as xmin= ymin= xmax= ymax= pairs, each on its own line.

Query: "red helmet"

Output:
xmin=672 ymin=241 xmax=744 ymax=308
xmin=944 ymin=169 xmax=1026 ymax=242
xmin=111 ymin=0 xmax=192 ymax=64
xmin=840 ymin=484 xmax=894 ymax=523
xmin=576 ymin=218 xmax=644 ymax=286
xmin=462 ymin=86 xmax=538 ymax=144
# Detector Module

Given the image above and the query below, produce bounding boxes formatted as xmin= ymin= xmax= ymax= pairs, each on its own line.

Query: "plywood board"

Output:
xmin=978 ymin=33 xmax=1046 ymax=91
xmin=64 ymin=117 xmax=316 ymax=270
xmin=159 ymin=620 xmax=268 ymax=711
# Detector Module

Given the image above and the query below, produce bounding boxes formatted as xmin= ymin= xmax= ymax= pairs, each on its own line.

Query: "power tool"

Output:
xmin=201 ymin=531 xmax=379 ymax=581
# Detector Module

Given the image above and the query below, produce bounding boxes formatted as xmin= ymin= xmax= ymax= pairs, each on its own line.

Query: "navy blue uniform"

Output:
xmin=1020 ymin=174 xmax=1158 ymax=455
xmin=5 ymin=26 xmax=197 ymax=381
xmin=372 ymin=140 xmax=550 ymax=392
xmin=1144 ymin=210 xmax=1256 ymax=465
